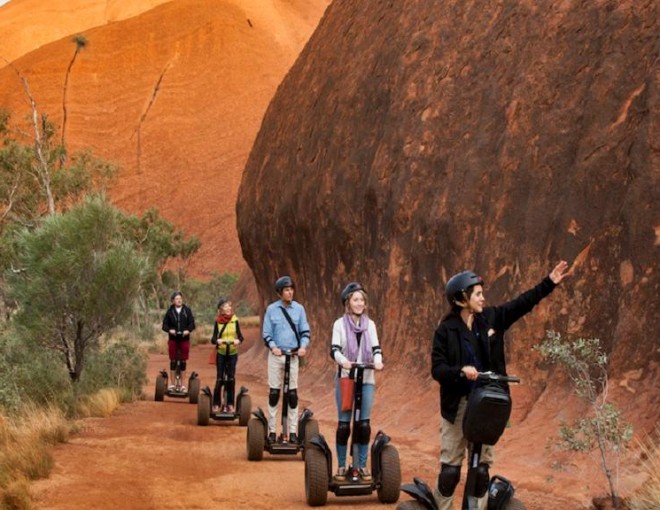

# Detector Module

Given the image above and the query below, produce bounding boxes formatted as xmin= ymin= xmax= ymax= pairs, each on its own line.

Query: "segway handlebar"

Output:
xmin=476 ymin=371 xmax=520 ymax=383
xmin=280 ymin=348 xmax=299 ymax=356
xmin=349 ymin=362 xmax=376 ymax=370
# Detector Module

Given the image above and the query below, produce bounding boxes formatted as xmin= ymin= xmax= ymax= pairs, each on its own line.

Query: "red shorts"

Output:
xmin=168 ymin=340 xmax=190 ymax=361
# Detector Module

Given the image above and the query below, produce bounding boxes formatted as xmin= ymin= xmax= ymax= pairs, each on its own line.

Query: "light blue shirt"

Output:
xmin=262 ymin=299 xmax=310 ymax=350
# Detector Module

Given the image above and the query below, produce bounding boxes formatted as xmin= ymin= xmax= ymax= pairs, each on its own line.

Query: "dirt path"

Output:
xmin=31 ymin=327 xmax=610 ymax=509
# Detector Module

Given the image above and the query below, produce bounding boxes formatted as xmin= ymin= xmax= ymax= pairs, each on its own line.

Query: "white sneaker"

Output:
xmin=212 ymin=405 xmax=220 ymax=413
xmin=180 ymin=386 xmax=187 ymax=392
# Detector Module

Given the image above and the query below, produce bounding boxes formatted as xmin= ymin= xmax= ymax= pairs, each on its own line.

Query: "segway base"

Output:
xmin=330 ymin=480 xmax=374 ymax=496
xmin=210 ymin=411 xmax=238 ymax=421
xmin=249 ymin=406 xmax=313 ymax=457
xmin=267 ymin=441 xmax=302 ymax=455
xmin=166 ymin=389 xmax=189 ymax=398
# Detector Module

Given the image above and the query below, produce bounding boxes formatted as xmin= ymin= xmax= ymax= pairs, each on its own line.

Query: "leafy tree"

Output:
xmin=179 ymin=271 xmax=240 ymax=323
xmin=8 ymin=195 xmax=148 ymax=381
xmin=536 ymin=330 xmax=633 ymax=509
xmin=0 ymin=108 xmax=116 ymax=320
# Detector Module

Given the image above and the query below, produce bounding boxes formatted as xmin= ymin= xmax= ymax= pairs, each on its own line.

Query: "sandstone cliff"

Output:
xmin=0 ymin=0 xmax=329 ymax=275
xmin=238 ymin=0 xmax=659 ymax=421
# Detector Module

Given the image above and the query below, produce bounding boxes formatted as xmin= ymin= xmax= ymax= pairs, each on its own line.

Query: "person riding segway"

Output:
xmin=246 ymin=276 xmax=318 ymax=460
xmin=198 ymin=298 xmax=251 ymax=426
xmin=398 ymin=262 xmax=571 ymax=510
xmin=305 ymin=363 xmax=401 ymax=506
xmin=247 ymin=348 xmax=318 ymax=459
xmin=198 ymin=339 xmax=252 ymax=426
xmin=154 ymin=335 xmax=200 ymax=404
xmin=304 ymin=282 xmax=400 ymax=506
xmin=156 ymin=291 xmax=199 ymax=403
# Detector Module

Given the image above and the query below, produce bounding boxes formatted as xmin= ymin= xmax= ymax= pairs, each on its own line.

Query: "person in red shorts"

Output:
xmin=161 ymin=291 xmax=196 ymax=391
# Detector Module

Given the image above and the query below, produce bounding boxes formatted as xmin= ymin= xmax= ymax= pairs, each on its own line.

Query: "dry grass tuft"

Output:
xmin=75 ymin=388 xmax=121 ymax=418
xmin=0 ymin=405 xmax=70 ymax=491
xmin=1 ymin=477 xmax=32 ymax=510
xmin=629 ymin=427 xmax=660 ymax=510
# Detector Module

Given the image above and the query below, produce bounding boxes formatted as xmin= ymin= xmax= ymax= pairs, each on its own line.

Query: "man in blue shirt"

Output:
xmin=262 ymin=275 xmax=310 ymax=443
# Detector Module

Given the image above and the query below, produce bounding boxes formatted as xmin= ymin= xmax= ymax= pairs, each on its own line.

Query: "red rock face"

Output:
xmin=237 ymin=0 xmax=658 ymax=396
xmin=0 ymin=0 xmax=329 ymax=277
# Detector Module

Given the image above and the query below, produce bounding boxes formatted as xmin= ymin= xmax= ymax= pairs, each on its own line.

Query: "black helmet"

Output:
xmin=341 ymin=282 xmax=365 ymax=305
xmin=217 ymin=297 xmax=228 ymax=309
xmin=275 ymin=275 xmax=295 ymax=293
xmin=170 ymin=290 xmax=182 ymax=301
xmin=445 ymin=271 xmax=484 ymax=305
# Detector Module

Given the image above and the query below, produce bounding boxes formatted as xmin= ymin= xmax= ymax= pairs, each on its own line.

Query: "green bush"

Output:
xmin=0 ymin=331 xmax=71 ymax=414
xmin=536 ymin=330 xmax=632 ymax=508
xmin=76 ymin=340 xmax=147 ymax=401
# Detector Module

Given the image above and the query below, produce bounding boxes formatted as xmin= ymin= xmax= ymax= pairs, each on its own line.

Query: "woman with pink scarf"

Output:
xmin=330 ymin=282 xmax=384 ymax=481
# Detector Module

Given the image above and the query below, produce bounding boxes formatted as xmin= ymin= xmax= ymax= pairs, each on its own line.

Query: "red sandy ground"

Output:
xmin=30 ymin=326 xmax=646 ymax=510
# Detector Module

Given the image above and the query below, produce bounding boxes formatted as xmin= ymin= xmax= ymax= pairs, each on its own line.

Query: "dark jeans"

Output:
xmin=213 ymin=354 xmax=238 ymax=406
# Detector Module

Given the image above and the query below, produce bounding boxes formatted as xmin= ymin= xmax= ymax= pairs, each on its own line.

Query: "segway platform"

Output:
xmin=197 ymin=386 xmax=251 ymax=426
xmin=305 ymin=430 xmax=401 ymax=506
xmin=246 ymin=407 xmax=318 ymax=460
xmin=154 ymin=369 xmax=199 ymax=403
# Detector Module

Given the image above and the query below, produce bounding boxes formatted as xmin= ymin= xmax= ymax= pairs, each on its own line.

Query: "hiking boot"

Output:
xmin=268 ymin=432 xmax=276 ymax=443
xmin=288 ymin=433 xmax=298 ymax=444
xmin=334 ymin=467 xmax=347 ymax=481
xmin=359 ymin=467 xmax=372 ymax=481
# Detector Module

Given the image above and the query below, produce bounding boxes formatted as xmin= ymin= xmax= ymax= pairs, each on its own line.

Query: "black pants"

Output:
xmin=213 ymin=354 xmax=238 ymax=406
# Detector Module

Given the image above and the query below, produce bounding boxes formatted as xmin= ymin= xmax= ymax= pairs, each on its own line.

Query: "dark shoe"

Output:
xmin=288 ymin=433 xmax=298 ymax=444
xmin=268 ymin=432 xmax=276 ymax=443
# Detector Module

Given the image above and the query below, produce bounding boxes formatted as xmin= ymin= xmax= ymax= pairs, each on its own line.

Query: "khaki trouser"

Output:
xmin=267 ymin=351 xmax=299 ymax=434
xmin=436 ymin=397 xmax=494 ymax=510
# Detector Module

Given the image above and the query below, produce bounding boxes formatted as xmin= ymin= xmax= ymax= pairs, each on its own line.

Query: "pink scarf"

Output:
xmin=342 ymin=313 xmax=372 ymax=363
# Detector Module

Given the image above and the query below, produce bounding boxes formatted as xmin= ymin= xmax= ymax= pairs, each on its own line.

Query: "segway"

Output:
xmin=397 ymin=372 xmax=526 ymax=510
xmin=154 ymin=335 xmax=199 ymax=404
xmin=304 ymin=362 xmax=401 ymax=506
xmin=246 ymin=349 xmax=319 ymax=461
xmin=197 ymin=340 xmax=251 ymax=426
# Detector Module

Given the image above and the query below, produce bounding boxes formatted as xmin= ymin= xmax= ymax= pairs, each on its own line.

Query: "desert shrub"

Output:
xmin=0 ymin=332 xmax=71 ymax=414
xmin=536 ymin=330 xmax=632 ymax=508
xmin=75 ymin=340 xmax=147 ymax=401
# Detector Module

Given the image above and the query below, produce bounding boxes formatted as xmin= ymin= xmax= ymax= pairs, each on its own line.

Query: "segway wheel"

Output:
xmin=247 ymin=418 xmax=265 ymax=461
xmin=188 ymin=376 xmax=200 ymax=404
xmin=505 ymin=497 xmax=527 ymax=510
xmin=155 ymin=373 xmax=167 ymax=401
xmin=377 ymin=444 xmax=401 ymax=504
xmin=395 ymin=501 xmax=428 ymax=510
xmin=238 ymin=394 xmax=252 ymax=427
xmin=301 ymin=418 xmax=320 ymax=461
xmin=197 ymin=392 xmax=210 ymax=426
xmin=304 ymin=446 xmax=328 ymax=506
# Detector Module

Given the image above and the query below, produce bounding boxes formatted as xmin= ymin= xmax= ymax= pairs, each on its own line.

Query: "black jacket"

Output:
xmin=431 ymin=276 xmax=556 ymax=423
xmin=162 ymin=304 xmax=196 ymax=341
